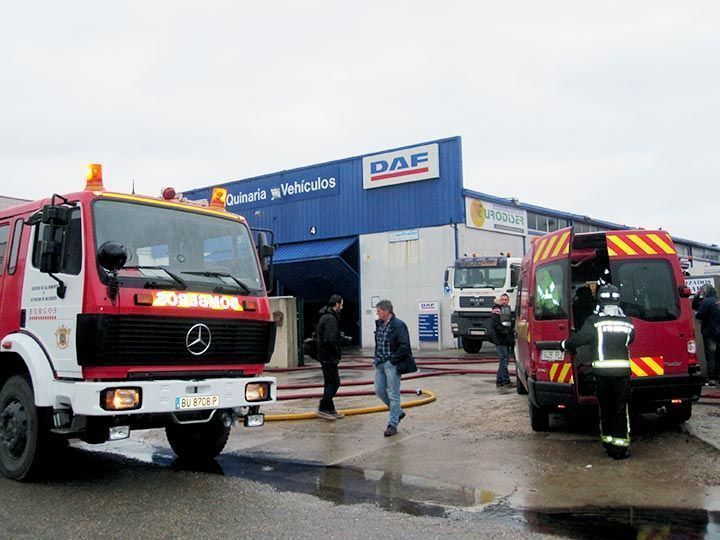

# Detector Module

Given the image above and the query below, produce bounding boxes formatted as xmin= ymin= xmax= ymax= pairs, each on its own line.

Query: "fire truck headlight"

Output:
xmin=101 ymin=388 xmax=142 ymax=411
xmin=245 ymin=382 xmax=270 ymax=402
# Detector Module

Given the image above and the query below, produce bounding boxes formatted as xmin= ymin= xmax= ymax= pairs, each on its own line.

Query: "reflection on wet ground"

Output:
xmin=63 ymin=442 xmax=720 ymax=538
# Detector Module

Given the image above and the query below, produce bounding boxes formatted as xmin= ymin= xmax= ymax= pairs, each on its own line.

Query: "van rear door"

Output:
xmin=606 ymin=231 xmax=688 ymax=378
xmin=530 ymin=227 xmax=574 ymax=388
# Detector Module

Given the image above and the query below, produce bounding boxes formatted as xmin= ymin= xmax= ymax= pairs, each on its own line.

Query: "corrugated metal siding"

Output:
xmin=185 ymin=137 xmax=464 ymax=244
xmin=273 ymin=237 xmax=356 ymax=263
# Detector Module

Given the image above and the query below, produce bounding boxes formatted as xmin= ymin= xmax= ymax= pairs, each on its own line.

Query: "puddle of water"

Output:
xmin=521 ymin=507 xmax=720 ymax=539
xmin=161 ymin=451 xmax=495 ymax=517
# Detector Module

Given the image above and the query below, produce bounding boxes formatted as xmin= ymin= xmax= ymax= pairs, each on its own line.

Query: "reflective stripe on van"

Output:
xmin=630 ymin=356 xmax=665 ymax=377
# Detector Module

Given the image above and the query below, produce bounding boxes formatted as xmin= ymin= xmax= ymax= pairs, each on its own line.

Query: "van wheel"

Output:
xmin=516 ymin=375 xmax=528 ymax=395
xmin=461 ymin=337 xmax=482 ymax=354
xmin=529 ymin=400 xmax=550 ymax=432
xmin=667 ymin=402 xmax=692 ymax=424
xmin=0 ymin=375 xmax=51 ymax=481
xmin=166 ymin=414 xmax=231 ymax=461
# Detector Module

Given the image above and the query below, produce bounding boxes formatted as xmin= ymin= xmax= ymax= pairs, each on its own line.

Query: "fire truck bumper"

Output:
xmin=53 ymin=376 xmax=277 ymax=416
xmin=528 ymin=379 xmax=574 ymax=409
xmin=629 ymin=371 xmax=703 ymax=411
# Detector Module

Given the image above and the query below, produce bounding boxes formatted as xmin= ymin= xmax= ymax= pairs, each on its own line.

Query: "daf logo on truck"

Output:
xmin=363 ymin=143 xmax=440 ymax=189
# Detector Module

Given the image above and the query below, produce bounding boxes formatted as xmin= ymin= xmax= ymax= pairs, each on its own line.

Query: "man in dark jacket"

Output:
xmin=316 ymin=295 xmax=344 ymax=420
xmin=562 ymin=284 xmax=635 ymax=460
xmin=695 ymin=284 xmax=720 ymax=385
xmin=492 ymin=293 xmax=515 ymax=387
xmin=373 ymin=299 xmax=412 ymax=437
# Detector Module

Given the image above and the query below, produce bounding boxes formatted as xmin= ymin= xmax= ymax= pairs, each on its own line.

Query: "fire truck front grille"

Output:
xmin=459 ymin=296 xmax=496 ymax=308
xmin=76 ymin=314 xmax=276 ymax=366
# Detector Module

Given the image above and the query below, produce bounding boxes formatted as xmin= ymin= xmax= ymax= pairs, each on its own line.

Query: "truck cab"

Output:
xmin=446 ymin=255 xmax=521 ymax=353
xmin=0 ymin=166 xmax=277 ymax=480
xmin=514 ymin=227 xmax=702 ymax=431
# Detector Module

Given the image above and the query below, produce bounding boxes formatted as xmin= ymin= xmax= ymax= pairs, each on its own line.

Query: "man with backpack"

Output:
xmin=316 ymin=295 xmax=345 ymax=420
xmin=491 ymin=293 xmax=515 ymax=388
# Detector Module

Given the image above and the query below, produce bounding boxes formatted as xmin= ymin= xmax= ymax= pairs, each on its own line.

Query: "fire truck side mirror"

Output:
xmin=41 ymin=204 xmax=72 ymax=227
xmin=97 ymin=242 xmax=129 ymax=273
xmin=257 ymin=232 xmax=274 ymax=259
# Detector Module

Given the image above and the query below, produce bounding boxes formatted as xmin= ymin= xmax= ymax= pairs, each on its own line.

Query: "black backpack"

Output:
xmin=482 ymin=318 xmax=496 ymax=345
xmin=303 ymin=326 xmax=319 ymax=360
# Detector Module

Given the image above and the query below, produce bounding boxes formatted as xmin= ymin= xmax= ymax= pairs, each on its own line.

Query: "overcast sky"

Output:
xmin=1 ymin=1 xmax=718 ymax=245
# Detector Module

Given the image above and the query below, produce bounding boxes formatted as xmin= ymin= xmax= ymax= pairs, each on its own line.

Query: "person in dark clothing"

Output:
xmin=373 ymin=299 xmax=413 ymax=437
xmin=491 ymin=293 xmax=515 ymax=387
xmin=562 ymin=284 xmax=635 ymax=460
xmin=695 ymin=284 xmax=720 ymax=385
xmin=316 ymin=295 xmax=344 ymax=420
xmin=572 ymin=285 xmax=595 ymax=330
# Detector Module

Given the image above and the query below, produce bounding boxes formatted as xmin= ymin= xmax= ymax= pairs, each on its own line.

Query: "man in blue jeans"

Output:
xmin=492 ymin=293 xmax=516 ymax=388
xmin=373 ymin=299 xmax=411 ymax=437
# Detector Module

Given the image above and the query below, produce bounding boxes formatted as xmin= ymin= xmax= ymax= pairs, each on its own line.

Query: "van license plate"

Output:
xmin=540 ymin=350 xmax=564 ymax=361
xmin=175 ymin=395 xmax=220 ymax=410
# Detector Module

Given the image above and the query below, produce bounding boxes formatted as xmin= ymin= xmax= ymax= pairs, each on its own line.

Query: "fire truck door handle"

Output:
xmin=558 ymin=323 xmax=566 ymax=330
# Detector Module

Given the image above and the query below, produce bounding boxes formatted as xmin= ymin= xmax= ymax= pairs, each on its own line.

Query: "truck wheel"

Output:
xmin=0 ymin=375 xmax=51 ymax=481
xmin=461 ymin=337 xmax=482 ymax=354
xmin=166 ymin=413 xmax=231 ymax=461
xmin=529 ymin=400 xmax=550 ymax=432
xmin=667 ymin=402 xmax=692 ymax=424
xmin=516 ymin=374 xmax=528 ymax=395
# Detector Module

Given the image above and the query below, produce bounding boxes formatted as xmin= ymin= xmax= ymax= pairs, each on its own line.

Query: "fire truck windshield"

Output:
xmin=93 ymin=200 xmax=264 ymax=294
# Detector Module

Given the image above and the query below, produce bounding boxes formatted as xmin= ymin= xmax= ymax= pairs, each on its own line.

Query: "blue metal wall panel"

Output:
xmin=185 ymin=137 xmax=464 ymax=244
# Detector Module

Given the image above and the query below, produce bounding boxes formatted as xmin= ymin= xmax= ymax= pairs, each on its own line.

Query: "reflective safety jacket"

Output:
xmin=562 ymin=313 xmax=635 ymax=376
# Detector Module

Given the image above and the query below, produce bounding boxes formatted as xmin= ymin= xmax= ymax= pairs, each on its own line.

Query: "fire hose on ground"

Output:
xmin=264 ymin=358 xmax=511 ymax=421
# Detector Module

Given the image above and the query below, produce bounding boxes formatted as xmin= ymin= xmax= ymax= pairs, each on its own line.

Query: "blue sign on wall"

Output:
xmin=418 ymin=314 xmax=439 ymax=342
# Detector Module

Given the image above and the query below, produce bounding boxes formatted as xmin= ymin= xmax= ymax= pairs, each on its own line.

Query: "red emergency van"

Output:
xmin=0 ymin=166 xmax=277 ymax=480
xmin=514 ymin=227 xmax=702 ymax=431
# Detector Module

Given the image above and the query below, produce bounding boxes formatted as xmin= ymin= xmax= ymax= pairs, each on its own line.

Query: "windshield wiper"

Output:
xmin=122 ymin=266 xmax=188 ymax=290
xmin=181 ymin=271 xmax=252 ymax=295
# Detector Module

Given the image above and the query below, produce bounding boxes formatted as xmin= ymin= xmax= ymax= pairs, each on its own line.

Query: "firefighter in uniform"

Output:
xmin=561 ymin=284 xmax=635 ymax=460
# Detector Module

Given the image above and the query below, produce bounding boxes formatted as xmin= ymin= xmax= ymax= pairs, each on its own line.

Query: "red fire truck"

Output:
xmin=0 ymin=165 xmax=277 ymax=480
xmin=514 ymin=227 xmax=702 ymax=431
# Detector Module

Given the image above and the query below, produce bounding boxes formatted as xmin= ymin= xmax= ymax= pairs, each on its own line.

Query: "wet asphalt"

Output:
xmin=2 ymin=348 xmax=720 ymax=538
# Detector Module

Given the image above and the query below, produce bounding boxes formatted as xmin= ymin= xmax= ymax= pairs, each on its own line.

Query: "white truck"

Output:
xmin=445 ymin=256 xmax=522 ymax=353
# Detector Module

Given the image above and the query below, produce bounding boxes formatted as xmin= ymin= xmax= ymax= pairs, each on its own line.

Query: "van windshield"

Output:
xmin=93 ymin=200 xmax=264 ymax=295
xmin=611 ymin=259 xmax=680 ymax=321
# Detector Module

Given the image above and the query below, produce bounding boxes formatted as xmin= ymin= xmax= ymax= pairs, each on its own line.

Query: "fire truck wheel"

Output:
xmin=529 ymin=400 xmax=550 ymax=432
xmin=516 ymin=375 xmax=528 ymax=395
xmin=0 ymin=375 xmax=51 ymax=481
xmin=461 ymin=337 xmax=482 ymax=354
xmin=166 ymin=414 xmax=231 ymax=461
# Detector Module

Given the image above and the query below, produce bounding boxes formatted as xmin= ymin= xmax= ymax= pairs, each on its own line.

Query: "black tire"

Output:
xmin=516 ymin=374 xmax=528 ymax=395
xmin=667 ymin=402 xmax=692 ymax=424
xmin=461 ymin=337 xmax=482 ymax=354
xmin=166 ymin=413 xmax=231 ymax=461
xmin=0 ymin=375 xmax=51 ymax=481
xmin=529 ymin=400 xmax=550 ymax=432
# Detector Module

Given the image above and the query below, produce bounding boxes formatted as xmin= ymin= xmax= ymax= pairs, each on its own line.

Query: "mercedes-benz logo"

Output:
xmin=186 ymin=323 xmax=211 ymax=356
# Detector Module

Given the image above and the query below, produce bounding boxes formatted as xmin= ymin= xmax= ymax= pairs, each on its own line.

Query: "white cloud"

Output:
xmin=0 ymin=0 xmax=718 ymax=244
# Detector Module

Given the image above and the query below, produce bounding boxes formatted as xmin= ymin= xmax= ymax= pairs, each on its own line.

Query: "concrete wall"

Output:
xmin=268 ymin=296 xmax=298 ymax=368
xmin=359 ymin=225 xmax=456 ymax=348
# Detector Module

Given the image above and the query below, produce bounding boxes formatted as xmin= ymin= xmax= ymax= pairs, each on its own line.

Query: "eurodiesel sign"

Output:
xmin=362 ymin=143 xmax=439 ymax=189
xmin=465 ymin=197 xmax=528 ymax=236
xmin=223 ymin=166 xmax=340 ymax=209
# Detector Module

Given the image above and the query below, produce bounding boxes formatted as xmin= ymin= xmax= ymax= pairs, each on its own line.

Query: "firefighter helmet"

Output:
xmin=597 ymin=284 xmax=621 ymax=306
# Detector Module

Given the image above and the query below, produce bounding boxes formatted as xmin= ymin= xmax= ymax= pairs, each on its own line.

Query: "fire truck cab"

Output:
xmin=514 ymin=227 xmax=702 ymax=431
xmin=0 ymin=166 xmax=277 ymax=480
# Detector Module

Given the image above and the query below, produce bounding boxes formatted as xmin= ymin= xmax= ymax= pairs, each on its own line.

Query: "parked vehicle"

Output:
xmin=0 ymin=165 xmax=277 ymax=480
xmin=514 ymin=227 xmax=702 ymax=431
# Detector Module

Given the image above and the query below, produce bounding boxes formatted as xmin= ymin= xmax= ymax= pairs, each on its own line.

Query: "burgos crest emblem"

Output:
xmin=55 ymin=325 xmax=71 ymax=349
